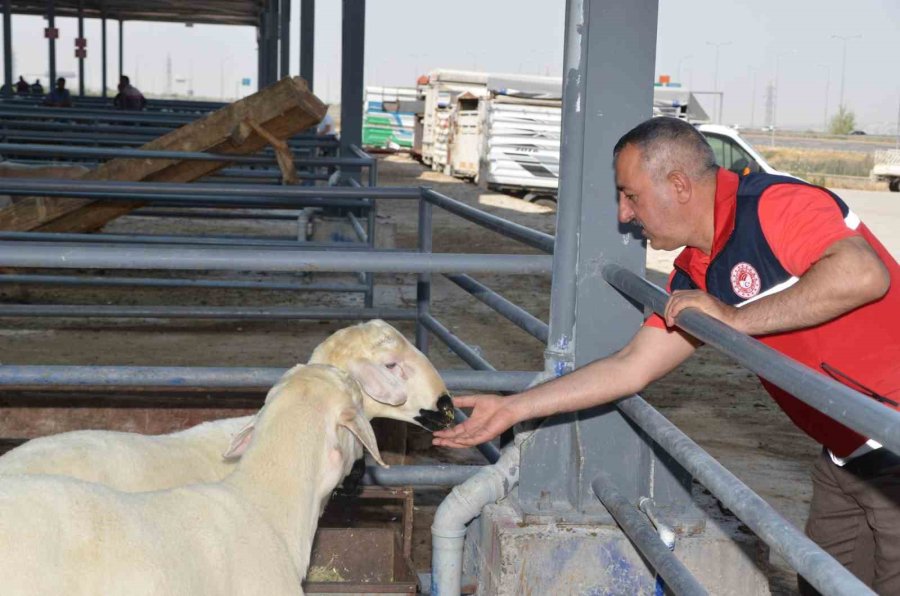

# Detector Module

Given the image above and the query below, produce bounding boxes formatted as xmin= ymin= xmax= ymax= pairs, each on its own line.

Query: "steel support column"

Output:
xmin=256 ymin=15 xmax=265 ymax=91
xmin=340 ymin=0 xmax=365 ymax=182
xmin=77 ymin=0 xmax=84 ymax=96
xmin=47 ymin=0 xmax=56 ymax=86
xmin=267 ymin=0 xmax=279 ymax=86
xmin=2 ymin=0 xmax=11 ymax=98
xmin=279 ymin=0 xmax=290 ymax=79
xmin=517 ymin=0 xmax=692 ymax=522
xmin=117 ymin=19 xmax=122 ymax=80
xmin=299 ymin=0 xmax=314 ymax=90
xmin=101 ymin=15 xmax=107 ymax=97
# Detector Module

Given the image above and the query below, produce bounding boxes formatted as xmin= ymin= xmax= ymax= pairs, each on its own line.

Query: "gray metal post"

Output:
xmin=340 ymin=0 xmax=365 ymax=182
xmin=279 ymin=0 xmax=290 ymax=80
xmin=300 ymin=0 xmax=315 ymax=90
xmin=267 ymin=0 xmax=279 ymax=86
xmin=416 ymin=199 xmax=432 ymax=353
xmin=47 ymin=0 xmax=56 ymax=87
xmin=257 ymin=16 xmax=265 ymax=91
xmin=77 ymin=0 xmax=84 ymax=96
xmin=2 ymin=0 xmax=11 ymax=98
xmin=101 ymin=15 xmax=107 ymax=97
xmin=517 ymin=0 xmax=691 ymax=521
xmin=117 ymin=20 xmax=123 ymax=80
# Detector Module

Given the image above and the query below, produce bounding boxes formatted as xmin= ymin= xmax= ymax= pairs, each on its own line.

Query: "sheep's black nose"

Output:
xmin=415 ymin=393 xmax=455 ymax=432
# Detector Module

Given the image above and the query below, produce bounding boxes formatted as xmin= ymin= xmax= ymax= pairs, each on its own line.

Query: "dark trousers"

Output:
xmin=799 ymin=448 xmax=900 ymax=595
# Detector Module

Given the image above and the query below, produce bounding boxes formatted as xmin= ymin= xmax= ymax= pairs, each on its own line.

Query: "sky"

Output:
xmin=4 ymin=0 xmax=899 ymax=133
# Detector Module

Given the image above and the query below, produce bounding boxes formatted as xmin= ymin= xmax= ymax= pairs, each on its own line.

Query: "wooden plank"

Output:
xmin=0 ymin=77 xmax=326 ymax=233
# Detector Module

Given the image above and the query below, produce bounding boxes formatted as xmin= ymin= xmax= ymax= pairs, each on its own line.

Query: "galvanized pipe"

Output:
xmin=592 ymin=473 xmax=708 ymax=596
xmin=362 ymin=464 xmax=481 ymax=487
xmin=0 ymin=305 xmax=415 ymax=320
xmin=617 ymin=396 xmax=873 ymax=596
xmin=0 ymin=243 xmax=553 ymax=275
xmin=0 ymin=231 xmax=365 ymax=250
xmin=444 ymin=274 xmax=549 ymax=343
xmin=0 ymin=143 xmax=372 ymax=167
xmin=0 ymin=178 xmax=420 ymax=200
xmin=421 ymin=188 xmax=555 ymax=254
xmin=0 ymin=365 xmax=539 ymax=393
xmin=1 ymin=0 xmax=10 ymax=99
xmin=420 ymin=314 xmax=496 ymax=371
xmin=603 ymin=264 xmax=900 ymax=456
xmin=0 ymin=274 xmax=368 ymax=293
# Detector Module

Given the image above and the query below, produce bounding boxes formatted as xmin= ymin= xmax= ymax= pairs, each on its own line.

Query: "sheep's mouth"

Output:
xmin=415 ymin=394 xmax=455 ymax=432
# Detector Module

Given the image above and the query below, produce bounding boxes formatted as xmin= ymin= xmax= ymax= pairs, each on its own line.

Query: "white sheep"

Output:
xmin=0 ymin=363 xmax=385 ymax=596
xmin=0 ymin=319 xmax=453 ymax=491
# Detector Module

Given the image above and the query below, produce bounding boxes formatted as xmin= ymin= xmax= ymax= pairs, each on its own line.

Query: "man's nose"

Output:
xmin=617 ymin=198 xmax=633 ymax=224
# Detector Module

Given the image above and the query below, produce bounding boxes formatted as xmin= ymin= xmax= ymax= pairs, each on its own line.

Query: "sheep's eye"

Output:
xmin=385 ymin=363 xmax=397 ymax=370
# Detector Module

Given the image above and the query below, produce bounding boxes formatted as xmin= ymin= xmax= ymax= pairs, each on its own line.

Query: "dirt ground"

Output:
xmin=0 ymin=153 xmax=824 ymax=593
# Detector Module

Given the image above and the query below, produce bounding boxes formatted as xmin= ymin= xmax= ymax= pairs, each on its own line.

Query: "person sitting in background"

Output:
xmin=113 ymin=75 xmax=146 ymax=110
xmin=15 ymin=76 xmax=29 ymax=95
xmin=43 ymin=77 xmax=72 ymax=107
xmin=30 ymin=79 xmax=44 ymax=95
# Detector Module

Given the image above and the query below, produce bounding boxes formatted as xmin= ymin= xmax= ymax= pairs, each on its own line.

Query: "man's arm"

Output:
xmin=665 ymin=236 xmax=890 ymax=335
xmin=432 ymin=324 xmax=698 ymax=448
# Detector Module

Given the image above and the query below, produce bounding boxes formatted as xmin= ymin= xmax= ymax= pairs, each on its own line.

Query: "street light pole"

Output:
xmin=677 ymin=54 xmax=692 ymax=86
xmin=818 ymin=65 xmax=830 ymax=132
xmin=832 ymin=34 xmax=860 ymax=109
xmin=706 ymin=41 xmax=731 ymax=123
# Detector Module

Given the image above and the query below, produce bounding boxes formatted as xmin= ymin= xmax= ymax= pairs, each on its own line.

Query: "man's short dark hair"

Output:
xmin=120 ymin=75 xmax=130 ymax=85
xmin=614 ymin=117 xmax=717 ymax=181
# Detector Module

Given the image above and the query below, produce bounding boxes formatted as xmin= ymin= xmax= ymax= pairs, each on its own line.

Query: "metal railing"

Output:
xmin=602 ymin=264 xmax=892 ymax=595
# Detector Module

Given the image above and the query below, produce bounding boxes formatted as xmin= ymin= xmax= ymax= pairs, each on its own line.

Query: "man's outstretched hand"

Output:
xmin=432 ymin=394 xmax=522 ymax=448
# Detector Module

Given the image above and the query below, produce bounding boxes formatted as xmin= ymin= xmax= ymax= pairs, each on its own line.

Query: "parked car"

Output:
xmin=696 ymin=124 xmax=792 ymax=177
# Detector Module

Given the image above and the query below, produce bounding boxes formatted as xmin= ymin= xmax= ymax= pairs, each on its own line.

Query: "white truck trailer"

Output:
xmin=872 ymin=149 xmax=900 ymax=192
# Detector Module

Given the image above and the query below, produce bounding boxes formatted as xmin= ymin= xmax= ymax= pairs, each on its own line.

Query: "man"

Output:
xmin=114 ymin=75 xmax=146 ymax=110
xmin=30 ymin=79 xmax=44 ymax=95
xmin=43 ymin=77 xmax=72 ymax=108
xmin=433 ymin=117 xmax=900 ymax=594
xmin=15 ymin=76 xmax=29 ymax=95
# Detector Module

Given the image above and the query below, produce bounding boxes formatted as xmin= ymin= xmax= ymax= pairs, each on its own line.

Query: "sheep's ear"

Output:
xmin=339 ymin=407 xmax=387 ymax=468
xmin=346 ymin=358 xmax=408 ymax=406
xmin=222 ymin=417 xmax=256 ymax=460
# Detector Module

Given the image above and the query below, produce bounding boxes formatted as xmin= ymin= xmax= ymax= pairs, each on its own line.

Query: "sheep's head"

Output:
xmin=308 ymin=320 xmax=455 ymax=431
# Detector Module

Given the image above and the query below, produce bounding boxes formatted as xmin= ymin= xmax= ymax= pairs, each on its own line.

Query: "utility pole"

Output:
xmin=818 ymin=65 xmax=830 ymax=132
xmin=832 ymin=34 xmax=860 ymax=109
xmin=677 ymin=54 xmax=692 ymax=86
xmin=706 ymin=41 xmax=731 ymax=123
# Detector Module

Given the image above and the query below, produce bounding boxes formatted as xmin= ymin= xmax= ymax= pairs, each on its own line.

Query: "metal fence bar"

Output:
xmin=420 ymin=313 xmax=496 ymax=371
xmin=0 ymin=178 xmax=422 ymax=200
xmin=591 ymin=473 xmax=708 ymax=596
xmin=603 ymin=264 xmax=900 ymax=456
xmin=0 ymin=243 xmax=554 ymax=275
xmin=444 ymin=274 xmax=549 ymax=343
xmin=362 ymin=464 xmax=481 ymax=487
xmin=616 ymin=396 xmax=873 ymax=596
xmin=0 ymin=143 xmax=373 ymax=167
xmin=131 ymin=209 xmax=305 ymax=221
xmin=0 ymin=274 xmax=369 ymax=293
xmin=0 ymin=231 xmax=365 ymax=250
xmin=0 ymin=305 xmax=416 ymax=320
xmin=0 ymin=365 xmax=539 ymax=393
xmin=421 ymin=188 xmax=555 ymax=254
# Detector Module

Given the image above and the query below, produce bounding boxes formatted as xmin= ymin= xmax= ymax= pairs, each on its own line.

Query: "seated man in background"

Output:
xmin=43 ymin=77 xmax=72 ymax=108
xmin=114 ymin=75 xmax=147 ymax=110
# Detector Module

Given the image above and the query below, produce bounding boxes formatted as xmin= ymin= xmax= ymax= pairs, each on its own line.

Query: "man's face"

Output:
xmin=614 ymin=143 xmax=684 ymax=251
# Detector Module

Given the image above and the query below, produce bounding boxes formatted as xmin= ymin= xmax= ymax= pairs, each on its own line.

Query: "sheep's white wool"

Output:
xmin=0 ymin=364 xmax=384 ymax=596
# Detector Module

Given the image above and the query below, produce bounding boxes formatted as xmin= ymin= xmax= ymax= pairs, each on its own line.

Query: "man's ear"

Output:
xmin=668 ymin=169 xmax=692 ymax=203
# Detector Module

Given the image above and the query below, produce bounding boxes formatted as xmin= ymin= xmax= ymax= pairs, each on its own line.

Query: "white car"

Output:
xmin=696 ymin=124 xmax=793 ymax=177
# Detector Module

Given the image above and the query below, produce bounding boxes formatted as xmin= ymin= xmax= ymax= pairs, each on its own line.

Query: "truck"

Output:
xmin=412 ymin=70 xmax=787 ymax=203
xmin=872 ymin=149 xmax=900 ymax=192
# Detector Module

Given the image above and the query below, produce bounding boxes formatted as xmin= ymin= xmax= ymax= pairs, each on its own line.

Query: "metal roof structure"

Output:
xmin=7 ymin=0 xmax=266 ymax=26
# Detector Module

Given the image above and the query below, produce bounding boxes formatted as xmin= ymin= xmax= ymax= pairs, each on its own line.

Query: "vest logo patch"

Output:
xmin=730 ymin=262 xmax=761 ymax=299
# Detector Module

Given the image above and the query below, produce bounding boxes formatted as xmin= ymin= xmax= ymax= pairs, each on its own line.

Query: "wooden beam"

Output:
xmin=0 ymin=77 xmax=325 ymax=233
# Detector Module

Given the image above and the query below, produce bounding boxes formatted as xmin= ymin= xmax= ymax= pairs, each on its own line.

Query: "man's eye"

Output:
xmin=627 ymin=194 xmax=637 ymax=202
xmin=385 ymin=363 xmax=397 ymax=369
